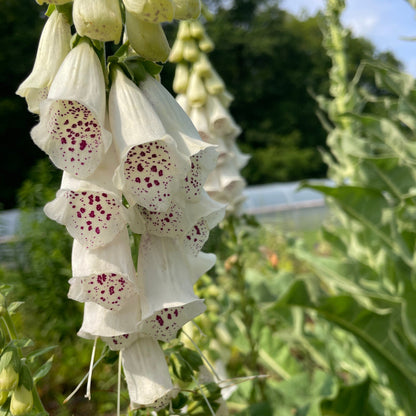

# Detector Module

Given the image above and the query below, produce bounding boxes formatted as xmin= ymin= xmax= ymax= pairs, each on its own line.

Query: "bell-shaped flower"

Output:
xmin=68 ymin=229 xmax=138 ymax=311
xmin=44 ymin=146 xmax=128 ymax=249
xmin=122 ymin=337 xmax=179 ymax=410
xmin=133 ymin=190 xmax=225 ymax=255
xmin=123 ymin=0 xmax=174 ymax=23
xmin=78 ymin=295 xmax=141 ymax=341
xmin=31 ymin=40 xmax=112 ymax=178
xmin=140 ymin=74 xmax=218 ymax=201
xmin=187 ymin=70 xmax=207 ymax=107
xmin=109 ymin=68 xmax=188 ymax=211
xmin=204 ymin=160 xmax=247 ymax=212
xmin=73 ymin=0 xmax=122 ymax=43
xmin=205 ymin=95 xmax=241 ymax=139
xmin=16 ymin=10 xmax=71 ymax=114
xmin=173 ymin=0 xmax=201 ymax=20
xmin=172 ymin=62 xmax=189 ymax=94
xmin=125 ymin=11 xmax=170 ymax=62
xmin=136 ymin=233 xmax=216 ymax=341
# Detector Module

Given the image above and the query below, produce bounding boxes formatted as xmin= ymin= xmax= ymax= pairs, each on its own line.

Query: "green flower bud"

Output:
xmin=198 ymin=34 xmax=214 ymax=53
xmin=169 ymin=39 xmax=184 ymax=63
xmin=0 ymin=365 xmax=19 ymax=391
xmin=173 ymin=63 xmax=189 ymax=94
xmin=0 ymin=389 xmax=8 ymax=406
xmin=186 ymin=71 xmax=207 ymax=107
xmin=189 ymin=20 xmax=205 ymax=40
xmin=182 ymin=39 xmax=199 ymax=62
xmin=126 ymin=11 xmax=170 ymax=62
xmin=10 ymin=386 xmax=33 ymax=416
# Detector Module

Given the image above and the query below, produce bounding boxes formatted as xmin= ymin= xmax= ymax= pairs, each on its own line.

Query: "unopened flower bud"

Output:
xmin=194 ymin=54 xmax=212 ymax=78
xmin=73 ymin=0 xmax=122 ymax=43
xmin=10 ymin=386 xmax=33 ymax=416
xmin=169 ymin=39 xmax=184 ymax=63
xmin=187 ymin=71 xmax=207 ymax=107
xmin=173 ymin=0 xmax=201 ymax=20
xmin=173 ymin=63 xmax=189 ymax=94
xmin=176 ymin=21 xmax=191 ymax=40
xmin=0 ymin=365 xmax=19 ymax=391
xmin=189 ymin=20 xmax=205 ymax=39
xmin=198 ymin=34 xmax=214 ymax=53
xmin=126 ymin=11 xmax=170 ymax=62
xmin=183 ymin=39 xmax=199 ymax=62
xmin=204 ymin=68 xmax=225 ymax=95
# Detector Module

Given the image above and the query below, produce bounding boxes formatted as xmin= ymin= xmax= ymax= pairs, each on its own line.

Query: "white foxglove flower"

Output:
xmin=16 ymin=10 xmax=71 ymax=114
xmin=123 ymin=0 xmax=174 ymax=23
xmin=109 ymin=68 xmax=188 ymax=211
xmin=31 ymin=41 xmax=112 ymax=178
xmin=140 ymin=74 xmax=218 ymax=201
xmin=125 ymin=11 xmax=170 ymax=62
xmin=205 ymin=95 xmax=241 ymax=138
xmin=205 ymin=161 xmax=246 ymax=211
xmin=134 ymin=191 xmax=225 ymax=254
xmin=44 ymin=146 xmax=128 ymax=249
xmin=122 ymin=337 xmax=179 ymax=410
xmin=73 ymin=0 xmax=122 ymax=43
xmin=78 ymin=295 xmax=141 ymax=340
xmin=68 ymin=229 xmax=138 ymax=311
xmin=136 ymin=234 xmax=216 ymax=341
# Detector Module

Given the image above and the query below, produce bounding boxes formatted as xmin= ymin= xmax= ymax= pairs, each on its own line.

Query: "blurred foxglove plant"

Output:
xmin=16 ymin=1 xmax=225 ymax=413
xmin=170 ymin=19 xmax=250 ymax=215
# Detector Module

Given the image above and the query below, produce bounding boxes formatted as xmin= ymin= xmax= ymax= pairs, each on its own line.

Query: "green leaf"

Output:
xmin=303 ymin=184 xmax=413 ymax=266
xmin=277 ymin=279 xmax=416 ymax=414
xmin=320 ymin=377 xmax=371 ymax=415
xmin=26 ymin=346 xmax=56 ymax=364
xmin=32 ymin=356 xmax=53 ymax=383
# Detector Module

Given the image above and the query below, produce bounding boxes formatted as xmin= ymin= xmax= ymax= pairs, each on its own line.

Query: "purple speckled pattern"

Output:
xmin=46 ymin=100 xmax=103 ymax=177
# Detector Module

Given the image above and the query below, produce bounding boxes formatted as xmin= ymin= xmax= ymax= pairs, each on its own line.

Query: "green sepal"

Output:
xmin=179 ymin=348 xmax=203 ymax=372
xmin=0 ymin=396 xmax=11 ymax=416
xmin=142 ymin=61 xmax=163 ymax=77
xmin=18 ymin=365 xmax=33 ymax=391
xmin=170 ymin=392 xmax=188 ymax=411
xmin=123 ymin=57 xmax=148 ymax=83
xmin=56 ymin=2 xmax=73 ymax=26
xmin=45 ymin=5 xmax=55 ymax=17
xmin=0 ymin=347 xmax=21 ymax=373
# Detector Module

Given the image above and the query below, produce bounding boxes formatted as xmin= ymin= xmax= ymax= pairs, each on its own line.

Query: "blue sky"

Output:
xmin=280 ymin=0 xmax=416 ymax=76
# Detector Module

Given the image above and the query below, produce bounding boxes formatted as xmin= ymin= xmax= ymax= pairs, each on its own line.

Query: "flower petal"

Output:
xmin=109 ymin=69 xmax=188 ymax=210
xmin=16 ymin=10 xmax=71 ymax=114
xmin=69 ymin=230 xmax=138 ymax=310
xmin=44 ymin=168 xmax=127 ymax=249
xmin=78 ymin=295 xmax=141 ymax=339
xmin=136 ymin=234 xmax=215 ymax=341
xmin=31 ymin=41 xmax=111 ymax=178
xmin=122 ymin=338 xmax=179 ymax=410
xmin=73 ymin=0 xmax=122 ymax=43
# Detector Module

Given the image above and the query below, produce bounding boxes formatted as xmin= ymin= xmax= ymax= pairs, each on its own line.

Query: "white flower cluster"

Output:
xmin=170 ymin=20 xmax=250 ymax=214
xmin=16 ymin=2 xmax=224 ymax=411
